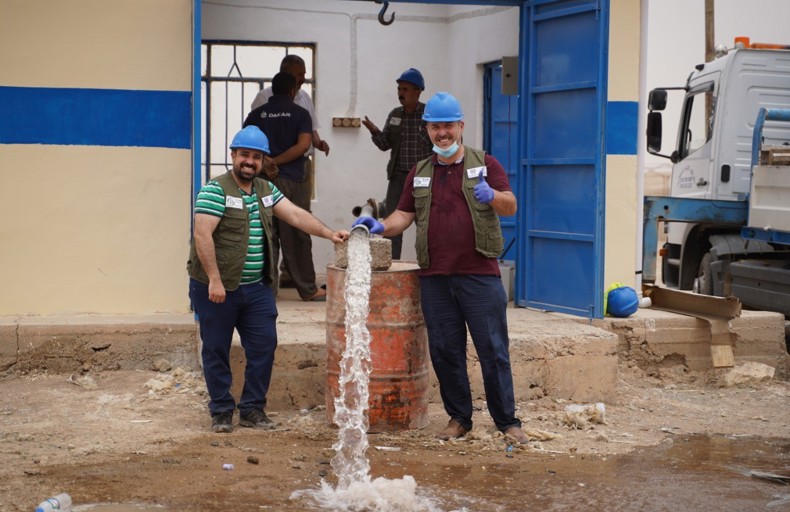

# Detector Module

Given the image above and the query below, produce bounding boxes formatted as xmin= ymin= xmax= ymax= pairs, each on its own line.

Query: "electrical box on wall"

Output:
xmin=502 ymin=56 xmax=518 ymax=96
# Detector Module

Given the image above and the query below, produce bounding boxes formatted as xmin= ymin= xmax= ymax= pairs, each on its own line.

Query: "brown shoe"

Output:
xmin=436 ymin=419 xmax=469 ymax=440
xmin=504 ymin=426 xmax=529 ymax=444
xmin=303 ymin=288 xmax=327 ymax=302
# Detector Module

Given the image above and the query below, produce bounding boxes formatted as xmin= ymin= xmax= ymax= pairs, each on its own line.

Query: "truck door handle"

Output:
xmin=696 ymin=178 xmax=708 ymax=186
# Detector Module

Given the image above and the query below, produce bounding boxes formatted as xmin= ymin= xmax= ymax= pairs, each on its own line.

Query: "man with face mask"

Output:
xmin=351 ymin=92 xmax=528 ymax=444
xmin=361 ymin=68 xmax=433 ymax=259
xmin=188 ymin=125 xmax=348 ymax=433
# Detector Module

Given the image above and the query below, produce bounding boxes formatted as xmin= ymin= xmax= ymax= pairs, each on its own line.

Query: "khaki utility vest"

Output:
xmin=187 ymin=172 xmax=277 ymax=290
xmin=413 ymin=147 xmax=504 ymax=269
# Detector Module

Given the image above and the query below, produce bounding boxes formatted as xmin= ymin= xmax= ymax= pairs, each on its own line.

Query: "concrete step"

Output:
xmin=3 ymin=289 xmax=787 ymax=414
xmin=589 ymin=308 xmax=789 ymax=376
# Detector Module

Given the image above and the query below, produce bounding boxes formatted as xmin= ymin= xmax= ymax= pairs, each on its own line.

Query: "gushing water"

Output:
xmin=291 ymin=231 xmax=441 ymax=511
xmin=331 ymin=228 xmax=374 ymax=488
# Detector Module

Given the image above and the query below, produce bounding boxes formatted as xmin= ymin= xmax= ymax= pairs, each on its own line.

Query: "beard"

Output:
xmin=233 ymin=163 xmax=258 ymax=182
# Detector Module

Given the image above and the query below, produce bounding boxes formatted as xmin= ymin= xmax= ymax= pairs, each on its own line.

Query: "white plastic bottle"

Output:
xmin=35 ymin=493 xmax=72 ymax=512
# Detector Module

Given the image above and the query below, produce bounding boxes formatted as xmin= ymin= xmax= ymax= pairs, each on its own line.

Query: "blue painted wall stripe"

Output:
xmin=605 ymin=100 xmax=638 ymax=155
xmin=0 ymin=86 xmax=192 ymax=149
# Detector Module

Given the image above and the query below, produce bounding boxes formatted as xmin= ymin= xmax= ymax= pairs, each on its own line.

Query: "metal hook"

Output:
xmin=378 ymin=1 xmax=394 ymax=26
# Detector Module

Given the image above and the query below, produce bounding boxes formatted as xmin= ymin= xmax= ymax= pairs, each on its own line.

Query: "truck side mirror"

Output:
xmin=647 ymin=111 xmax=663 ymax=153
xmin=648 ymin=89 xmax=667 ymax=111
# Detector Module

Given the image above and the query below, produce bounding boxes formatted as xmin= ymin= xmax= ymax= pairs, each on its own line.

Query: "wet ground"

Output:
xmin=30 ymin=434 xmax=790 ymax=511
xmin=4 ymin=358 xmax=788 ymax=511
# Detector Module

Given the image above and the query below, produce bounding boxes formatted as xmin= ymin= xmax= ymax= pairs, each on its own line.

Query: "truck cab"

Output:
xmin=645 ymin=38 xmax=790 ymax=296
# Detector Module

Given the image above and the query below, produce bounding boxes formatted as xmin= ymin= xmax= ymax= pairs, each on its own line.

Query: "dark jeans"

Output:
xmin=419 ymin=274 xmax=520 ymax=432
xmin=189 ymin=278 xmax=278 ymax=415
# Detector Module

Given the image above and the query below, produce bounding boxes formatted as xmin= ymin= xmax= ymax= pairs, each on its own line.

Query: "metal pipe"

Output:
xmin=351 ymin=202 xmax=376 ymax=235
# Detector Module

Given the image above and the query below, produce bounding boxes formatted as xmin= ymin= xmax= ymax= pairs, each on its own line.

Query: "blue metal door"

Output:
xmin=484 ymin=62 xmax=519 ymax=261
xmin=516 ymin=0 xmax=609 ymax=317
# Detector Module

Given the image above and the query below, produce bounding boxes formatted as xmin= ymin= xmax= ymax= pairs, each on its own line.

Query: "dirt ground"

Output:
xmin=1 ymin=359 xmax=789 ymax=511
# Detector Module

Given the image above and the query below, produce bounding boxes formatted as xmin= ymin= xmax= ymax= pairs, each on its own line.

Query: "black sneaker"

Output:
xmin=211 ymin=411 xmax=234 ymax=433
xmin=239 ymin=409 xmax=276 ymax=430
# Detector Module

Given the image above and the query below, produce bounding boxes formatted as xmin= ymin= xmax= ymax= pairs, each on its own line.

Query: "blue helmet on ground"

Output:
xmin=422 ymin=92 xmax=464 ymax=122
xmin=397 ymin=68 xmax=425 ymax=90
xmin=229 ymin=126 xmax=270 ymax=154
xmin=606 ymin=285 xmax=639 ymax=318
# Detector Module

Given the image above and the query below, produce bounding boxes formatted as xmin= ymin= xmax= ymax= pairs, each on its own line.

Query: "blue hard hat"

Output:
xmin=422 ymin=92 xmax=464 ymax=122
xmin=607 ymin=286 xmax=639 ymax=318
xmin=422 ymin=92 xmax=464 ymax=123
xmin=396 ymin=68 xmax=425 ymax=90
xmin=229 ymin=126 xmax=270 ymax=154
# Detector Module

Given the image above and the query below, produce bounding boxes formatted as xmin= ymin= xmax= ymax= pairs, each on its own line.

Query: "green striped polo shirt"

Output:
xmin=194 ymin=180 xmax=284 ymax=284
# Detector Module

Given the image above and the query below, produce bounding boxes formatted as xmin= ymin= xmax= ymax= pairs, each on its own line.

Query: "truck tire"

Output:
xmin=693 ymin=252 xmax=713 ymax=295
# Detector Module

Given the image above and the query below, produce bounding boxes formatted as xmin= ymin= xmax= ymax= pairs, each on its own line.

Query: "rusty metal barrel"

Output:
xmin=325 ymin=261 xmax=429 ymax=432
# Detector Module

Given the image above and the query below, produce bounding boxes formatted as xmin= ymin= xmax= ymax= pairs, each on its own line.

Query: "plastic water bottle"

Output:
xmin=35 ymin=493 xmax=72 ymax=512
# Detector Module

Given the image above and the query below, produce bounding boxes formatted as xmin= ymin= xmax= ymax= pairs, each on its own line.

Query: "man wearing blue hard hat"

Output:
xmin=353 ymin=92 xmax=529 ymax=444
xmin=361 ymin=68 xmax=433 ymax=259
xmin=188 ymin=125 xmax=349 ymax=434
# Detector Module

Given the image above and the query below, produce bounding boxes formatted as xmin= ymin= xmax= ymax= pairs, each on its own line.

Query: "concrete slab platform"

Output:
xmin=3 ymin=287 xmax=787 ymax=414
xmin=0 ymin=313 xmax=198 ymax=373
xmin=229 ymin=289 xmax=621 ymax=409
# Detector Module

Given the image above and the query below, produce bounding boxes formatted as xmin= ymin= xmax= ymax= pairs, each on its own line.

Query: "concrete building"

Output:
xmin=1 ymin=0 xmax=641 ymax=318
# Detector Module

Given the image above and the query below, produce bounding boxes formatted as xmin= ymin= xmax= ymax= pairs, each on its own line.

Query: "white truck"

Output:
xmin=642 ymin=37 xmax=790 ymax=317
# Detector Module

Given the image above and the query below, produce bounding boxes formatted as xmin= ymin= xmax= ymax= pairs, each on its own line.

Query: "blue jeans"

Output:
xmin=189 ymin=278 xmax=278 ymax=415
xmin=419 ymin=275 xmax=520 ymax=432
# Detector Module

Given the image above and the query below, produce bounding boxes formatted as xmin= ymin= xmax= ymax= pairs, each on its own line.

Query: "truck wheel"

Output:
xmin=693 ymin=252 xmax=713 ymax=295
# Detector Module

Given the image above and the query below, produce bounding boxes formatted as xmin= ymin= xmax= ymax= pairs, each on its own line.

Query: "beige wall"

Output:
xmin=0 ymin=0 xmax=192 ymax=90
xmin=604 ymin=0 xmax=641 ymax=293
xmin=0 ymin=0 xmax=193 ymax=315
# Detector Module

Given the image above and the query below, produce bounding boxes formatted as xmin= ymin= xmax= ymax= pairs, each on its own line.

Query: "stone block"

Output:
xmin=334 ymin=237 xmax=392 ymax=270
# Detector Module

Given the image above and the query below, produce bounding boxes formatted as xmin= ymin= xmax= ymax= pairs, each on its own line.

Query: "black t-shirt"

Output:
xmin=244 ymin=96 xmax=312 ymax=181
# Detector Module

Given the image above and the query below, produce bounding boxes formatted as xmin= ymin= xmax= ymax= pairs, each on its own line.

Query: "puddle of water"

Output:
xmin=74 ymin=506 xmax=170 ymax=511
xmin=370 ymin=435 xmax=790 ymax=511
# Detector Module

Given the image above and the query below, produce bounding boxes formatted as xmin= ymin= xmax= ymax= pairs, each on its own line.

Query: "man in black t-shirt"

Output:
xmin=243 ymin=73 xmax=325 ymax=301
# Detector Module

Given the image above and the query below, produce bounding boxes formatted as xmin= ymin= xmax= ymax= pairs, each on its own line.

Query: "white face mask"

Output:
xmin=433 ymin=141 xmax=459 ymax=158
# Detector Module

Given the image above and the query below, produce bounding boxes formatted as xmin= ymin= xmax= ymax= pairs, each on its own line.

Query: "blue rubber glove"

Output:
xmin=351 ymin=216 xmax=384 ymax=234
xmin=473 ymin=172 xmax=495 ymax=204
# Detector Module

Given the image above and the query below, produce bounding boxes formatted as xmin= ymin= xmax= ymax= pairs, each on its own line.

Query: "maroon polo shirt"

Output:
xmin=398 ymin=153 xmax=511 ymax=277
